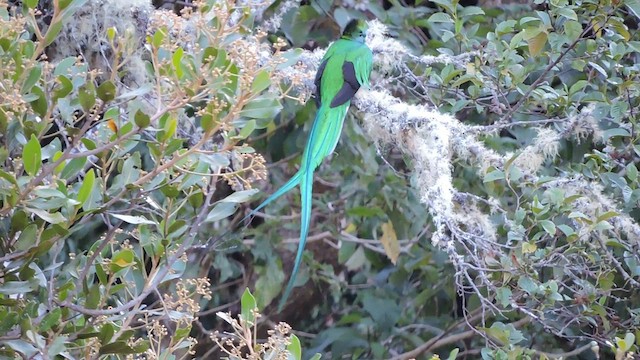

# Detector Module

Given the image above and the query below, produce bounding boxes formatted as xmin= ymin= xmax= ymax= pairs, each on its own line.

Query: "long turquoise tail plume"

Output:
xmin=278 ymin=103 xmax=348 ymax=311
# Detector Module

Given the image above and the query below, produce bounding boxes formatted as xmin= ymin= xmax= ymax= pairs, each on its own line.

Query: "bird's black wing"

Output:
xmin=330 ymin=61 xmax=360 ymax=108
xmin=314 ymin=59 xmax=328 ymax=108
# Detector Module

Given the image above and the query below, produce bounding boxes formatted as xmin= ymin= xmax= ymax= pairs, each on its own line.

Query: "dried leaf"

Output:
xmin=380 ymin=221 xmax=400 ymax=265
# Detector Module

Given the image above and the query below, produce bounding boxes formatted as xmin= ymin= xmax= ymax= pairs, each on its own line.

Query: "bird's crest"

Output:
xmin=342 ymin=19 xmax=368 ymax=42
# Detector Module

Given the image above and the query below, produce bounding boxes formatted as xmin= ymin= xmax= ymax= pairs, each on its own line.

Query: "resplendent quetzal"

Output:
xmin=243 ymin=19 xmax=373 ymax=310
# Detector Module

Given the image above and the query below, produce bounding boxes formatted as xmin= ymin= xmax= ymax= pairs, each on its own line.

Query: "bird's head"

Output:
xmin=341 ymin=19 xmax=368 ymax=43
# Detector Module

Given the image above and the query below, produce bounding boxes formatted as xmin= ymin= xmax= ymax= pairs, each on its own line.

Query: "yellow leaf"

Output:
xmin=522 ymin=242 xmax=537 ymax=254
xmin=466 ymin=62 xmax=476 ymax=75
xmin=106 ymin=119 xmax=118 ymax=133
xmin=527 ymin=31 xmax=547 ymax=57
xmin=344 ymin=222 xmax=357 ymax=234
xmin=112 ymin=258 xmax=131 ymax=267
xmin=380 ymin=221 xmax=399 ymax=265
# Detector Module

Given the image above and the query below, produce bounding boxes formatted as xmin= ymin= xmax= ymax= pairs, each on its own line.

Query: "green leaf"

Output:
xmin=627 ymin=163 xmax=638 ymax=181
xmin=568 ymin=79 xmax=588 ymax=96
xmin=2 ymin=340 xmax=38 ymax=358
xmin=99 ymin=323 xmax=115 ymax=344
xmin=519 ymin=17 xmax=540 ymax=26
xmin=447 ymin=348 xmax=460 ymax=360
xmin=29 ymin=86 xmax=47 ymax=117
xmin=588 ymin=61 xmax=608 ymax=77
xmin=53 ymin=57 xmax=77 ymax=76
xmin=556 ymin=7 xmax=577 ymax=20
xmin=111 ymin=214 xmax=155 ymax=225
xmin=53 ymin=75 xmax=73 ymax=102
xmin=429 ymin=0 xmax=455 ymax=13
xmin=241 ymin=288 xmax=257 ymax=324
xmin=236 ymin=119 xmax=256 ymax=140
xmin=27 ymin=208 xmax=66 ymax=224
xmin=254 ymin=262 xmax=285 ymax=308
xmin=220 ymin=189 xmax=259 ymax=203
xmin=461 ymin=6 xmax=484 ymax=17
xmin=134 ymin=110 xmax=151 ymax=128
xmin=172 ymin=47 xmax=184 ymax=79
xmin=615 ymin=335 xmax=633 ymax=353
xmin=96 ymin=80 xmax=116 ymax=102
xmin=204 ymin=202 xmax=237 ymax=222
xmin=557 ymin=224 xmax=574 ymax=236
xmin=78 ymin=85 xmax=96 ymax=111
xmin=347 ymin=206 xmax=385 ymax=218
xmin=23 ymin=134 xmax=42 ymax=177
xmin=563 ymin=20 xmax=582 ymax=42
xmin=569 ymin=211 xmax=589 ymax=221
xmin=0 ymin=281 xmax=38 ymax=294
xmin=61 ymin=157 xmax=87 ymax=179
xmin=287 ymin=334 xmax=302 ymax=360
xmin=200 ymin=112 xmax=217 ymax=133
xmin=484 ymin=169 xmax=504 ymax=183
xmin=495 ymin=287 xmax=512 ymax=307
xmin=99 ymin=342 xmax=137 ymax=355
xmin=240 ymin=95 xmax=282 ymax=119
xmin=496 ymin=20 xmax=517 ymax=34
xmin=152 ymin=29 xmax=166 ymax=48
xmin=110 ymin=249 xmax=135 ymax=271
xmin=540 ymin=220 xmax=556 ymax=235
xmin=174 ymin=326 xmax=191 ymax=343
xmin=21 ymin=65 xmax=42 ymax=94
xmin=624 ymin=332 xmax=635 ymax=350
xmin=106 ymin=26 xmax=117 ymax=42
xmin=40 ymin=309 xmax=62 ymax=332
xmin=597 ymin=211 xmax=618 ymax=223
xmin=76 ymin=169 xmax=95 ymax=207
xmin=361 ymin=292 xmax=401 ymax=331
xmin=518 ymin=276 xmax=537 ymax=294
xmin=0 ymin=169 xmax=19 ymax=189
xmin=428 ymin=12 xmax=454 ymax=23
xmin=610 ymin=101 xmax=629 ymax=122
xmin=58 ymin=1 xmax=89 ymax=22
xmin=593 ymin=220 xmax=614 ymax=231
xmin=50 ymin=151 xmax=65 ymax=175
xmin=15 ymin=224 xmax=38 ymax=251
xmin=479 ymin=325 xmax=508 ymax=344
xmin=44 ymin=21 xmax=63 ymax=46
xmin=251 ymin=70 xmax=271 ymax=93
xmin=345 ymin=246 xmax=366 ymax=270
xmin=602 ymin=128 xmax=630 ymax=141
xmin=85 ymin=284 xmax=100 ymax=309
xmin=95 ymin=263 xmax=107 ymax=285
xmin=627 ymin=0 xmax=640 ymax=20
xmin=160 ymin=116 xmax=177 ymax=142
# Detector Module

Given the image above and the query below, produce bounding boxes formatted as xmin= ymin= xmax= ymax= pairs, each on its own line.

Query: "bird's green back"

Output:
xmin=318 ymin=39 xmax=373 ymax=106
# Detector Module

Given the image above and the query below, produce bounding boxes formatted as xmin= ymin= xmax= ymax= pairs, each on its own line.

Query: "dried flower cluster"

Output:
xmin=163 ymin=278 xmax=213 ymax=316
xmin=212 ymin=310 xmax=294 ymax=360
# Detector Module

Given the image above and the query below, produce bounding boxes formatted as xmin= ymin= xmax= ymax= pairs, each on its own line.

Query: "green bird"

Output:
xmin=242 ymin=19 xmax=373 ymax=310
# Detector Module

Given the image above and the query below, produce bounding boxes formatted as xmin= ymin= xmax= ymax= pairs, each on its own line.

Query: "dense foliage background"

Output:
xmin=0 ymin=0 xmax=639 ymax=358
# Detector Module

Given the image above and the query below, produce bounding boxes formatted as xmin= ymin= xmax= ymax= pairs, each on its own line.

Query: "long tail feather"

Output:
xmin=277 ymin=103 xmax=348 ymax=311
xmin=240 ymin=171 xmax=303 ymax=224
xmin=278 ymin=164 xmax=314 ymax=310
